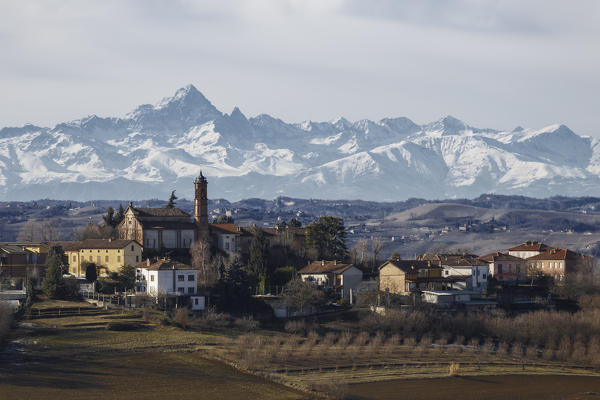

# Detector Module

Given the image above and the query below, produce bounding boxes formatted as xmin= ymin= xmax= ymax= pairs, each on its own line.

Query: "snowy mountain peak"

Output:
xmin=0 ymin=85 xmax=597 ymax=202
xmin=154 ymin=84 xmax=214 ymax=110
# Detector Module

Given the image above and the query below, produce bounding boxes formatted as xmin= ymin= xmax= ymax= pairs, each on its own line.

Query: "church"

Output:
xmin=117 ymin=172 xmax=211 ymax=253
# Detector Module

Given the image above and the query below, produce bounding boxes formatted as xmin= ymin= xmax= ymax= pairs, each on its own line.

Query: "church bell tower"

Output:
xmin=194 ymin=171 xmax=209 ymax=233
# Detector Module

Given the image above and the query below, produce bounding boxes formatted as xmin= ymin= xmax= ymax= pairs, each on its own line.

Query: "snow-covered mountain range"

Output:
xmin=1 ymin=84 xmax=599 ymax=201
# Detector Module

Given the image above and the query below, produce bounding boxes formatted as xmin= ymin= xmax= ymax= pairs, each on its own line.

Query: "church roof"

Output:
xmin=140 ymin=220 xmax=198 ymax=230
xmin=132 ymin=207 xmax=190 ymax=218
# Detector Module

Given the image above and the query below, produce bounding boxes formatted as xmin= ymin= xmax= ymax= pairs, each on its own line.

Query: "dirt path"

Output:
xmin=347 ymin=375 xmax=600 ymax=400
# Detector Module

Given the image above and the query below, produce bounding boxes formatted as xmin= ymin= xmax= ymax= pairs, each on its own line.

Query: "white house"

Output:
xmin=136 ymin=259 xmax=198 ymax=296
xmin=507 ymin=241 xmax=554 ymax=260
xmin=209 ymin=223 xmax=241 ymax=254
xmin=419 ymin=254 xmax=489 ymax=292
xmin=298 ymin=260 xmax=363 ymax=300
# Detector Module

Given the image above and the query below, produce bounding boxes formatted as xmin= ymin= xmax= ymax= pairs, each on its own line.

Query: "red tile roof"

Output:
xmin=379 ymin=260 xmax=442 ymax=273
xmin=209 ymin=223 xmax=241 ymax=235
xmin=299 ymin=260 xmax=354 ymax=275
xmin=479 ymin=252 xmax=524 ymax=263
xmin=527 ymin=249 xmax=582 ymax=261
xmin=508 ymin=241 xmax=554 ymax=252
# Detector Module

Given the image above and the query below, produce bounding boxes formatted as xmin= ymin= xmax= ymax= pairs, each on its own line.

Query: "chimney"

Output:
xmin=108 ymin=238 xmax=112 ymax=242
xmin=321 ymin=260 xmax=325 ymax=266
xmin=334 ymin=260 xmax=337 ymax=265
xmin=146 ymin=259 xmax=151 ymax=266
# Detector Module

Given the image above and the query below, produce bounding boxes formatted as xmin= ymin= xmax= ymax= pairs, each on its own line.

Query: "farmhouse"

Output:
xmin=378 ymin=260 xmax=444 ymax=295
xmin=298 ymin=260 xmax=363 ymax=299
xmin=479 ymin=252 xmax=526 ymax=281
xmin=527 ymin=248 xmax=592 ymax=281
xmin=136 ymin=258 xmax=198 ymax=296
xmin=0 ymin=242 xmax=49 ymax=290
xmin=61 ymin=239 xmax=143 ymax=276
xmin=418 ymin=253 xmax=489 ymax=292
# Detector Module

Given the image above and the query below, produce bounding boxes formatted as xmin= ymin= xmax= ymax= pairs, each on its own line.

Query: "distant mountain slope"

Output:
xmin=1 ymin=85 xmax=598 ymax=201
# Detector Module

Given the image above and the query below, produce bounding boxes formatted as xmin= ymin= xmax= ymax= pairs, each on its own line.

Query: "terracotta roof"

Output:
xmin=54 ymin=239 xmax=139 ymax=250
xmin=527 ymin=249 xmax=582 ymax=261
xmin=136 ymin=258 xmax=195 ymax=271
xmin=379 ymin=260 xmax=441 ymax=273
xmin=299 ymin=260 xmax=355 ymax=275
xmin=508 ymin=241 xmax=554 ymax=252
xmin=479 ymin=252 xmax=524 ymax=263
xmin=53 ymin=241 xmax=82 ymax=251
xmin=133 ymin=207 xmax=190 ymax=218
xmin=209 ymin=223 xmax=241 ymax=235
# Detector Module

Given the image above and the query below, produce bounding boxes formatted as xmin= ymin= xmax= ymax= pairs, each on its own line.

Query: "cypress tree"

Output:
xmin=43 ymin=246 xmax=67 ymax=299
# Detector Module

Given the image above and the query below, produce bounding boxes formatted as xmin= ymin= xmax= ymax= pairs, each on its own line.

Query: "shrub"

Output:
xmin=0 ymin=303 xmax=13 ymax=345
xmin=174 ymin=308 xmax=189 ymax=329
xmin=448 ymin=362 xmax=460 ymax=376
xmin=234 ymin=316 xmax=259 ymax=332
xmin=106 ymin=322 xmax=144 ymax=331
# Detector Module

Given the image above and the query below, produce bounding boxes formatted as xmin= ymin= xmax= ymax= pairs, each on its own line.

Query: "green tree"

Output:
xmin=305 ymin=216 xmax=347 ymax=260
xmin=114 ymin=204 xmax=125 ymax=226
xmin=282 ymin=279 xmax=323 ymax=313
xmin=102 ymin=206 xmax=115 ymax=227
xmin=43 ymin=246 xmax=67 ymax=299
xmin=288 ymin=218 xmax=302 ymax=228
xmin=248 ymin=227 xmax=270 ymax=293
xmin=83 ymin=261 xmax=98 ymax=283
xmin=118 ymin=265 xmax=136 ymax=292
xmin=390 ymin=251 xmax=402 ymax=261
xmin=216 ymin=257 xmax=251 ymax=314
xmin=165 ymin=190 xmax=178 ymax=209
xmin=215 ymin=214 xmax=234 ymax=224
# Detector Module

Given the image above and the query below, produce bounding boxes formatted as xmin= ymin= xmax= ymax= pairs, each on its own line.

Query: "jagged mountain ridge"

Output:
xmin=1 ymin=84 xmax=598 ymax=201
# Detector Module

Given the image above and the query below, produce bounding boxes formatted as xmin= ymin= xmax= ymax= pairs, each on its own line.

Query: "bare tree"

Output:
xmin=191 ymin=238 xmax=217 ymax=288
xmin=351 ymin=240 xmax=368 ymax=267
xmin=17 ymin=220 xmax=39 ymax=242
xmin=40 ymin=220 xmax=61 ymax=242
xmin=369 ymin=238 xmax=384 ymax=274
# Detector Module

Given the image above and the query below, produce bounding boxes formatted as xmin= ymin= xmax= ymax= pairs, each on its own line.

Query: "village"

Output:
xmin=1 ymin=172 xmax=595 ymax=316
xmin=2 ymin=174 xmax=600 ymax=399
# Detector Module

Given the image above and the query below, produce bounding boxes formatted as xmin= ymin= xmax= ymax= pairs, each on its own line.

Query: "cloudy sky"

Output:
xmin=1 ymin=0 xmax=599 ymax=136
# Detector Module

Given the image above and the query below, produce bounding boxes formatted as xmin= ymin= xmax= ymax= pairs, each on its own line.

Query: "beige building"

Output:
xmin=527 ymin=248 xmax=592 ymax=282
xmin=379 ymin=260 xmax=443 ymax=295
xmin=62 ymin=239 xmax=143 ymax=276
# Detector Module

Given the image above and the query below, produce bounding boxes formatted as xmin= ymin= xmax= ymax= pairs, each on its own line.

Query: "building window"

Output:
xmin=131 ymin=245 xmax=134 ymax=251
xmin=177 ymin=287 xmax=184 ymax=293
xmin=97 ymin=256 xmax=101 ymax=263
xmin=178 ymin=275 xmax=184 ymax=281
xmin=188 ymin=275 xmax=195 ymax=281
xmin=497 ymin=265 xmax=503 ymax=274
xmin=117 ymin=256 xmax=121 ymax=262
xmin=136 ymin=256 xmax=139 ymax=262
xmin=188 ymin=287 xmax=195 ymax=294
xmin=105 ymin=256 xmax=109 ymax=262
xmin=225 ymin=242 xmax=230 ymax=250
xmin=150 ymin=275 xmax=155 ymax=282
xmin=194 ymin=298 xmax=199 ymax=305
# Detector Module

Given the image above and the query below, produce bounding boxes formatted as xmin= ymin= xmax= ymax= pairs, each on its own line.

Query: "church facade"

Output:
xmin=117 ymin=172 xmax=209 ymax=252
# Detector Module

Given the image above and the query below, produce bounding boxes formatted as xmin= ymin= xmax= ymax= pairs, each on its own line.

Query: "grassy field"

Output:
xmin=3 ymin=299 xmax=600 ymax=399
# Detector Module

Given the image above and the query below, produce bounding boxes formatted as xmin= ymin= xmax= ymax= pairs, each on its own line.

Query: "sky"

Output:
xmin=1 ymin=0 xmax=599 ymax=136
